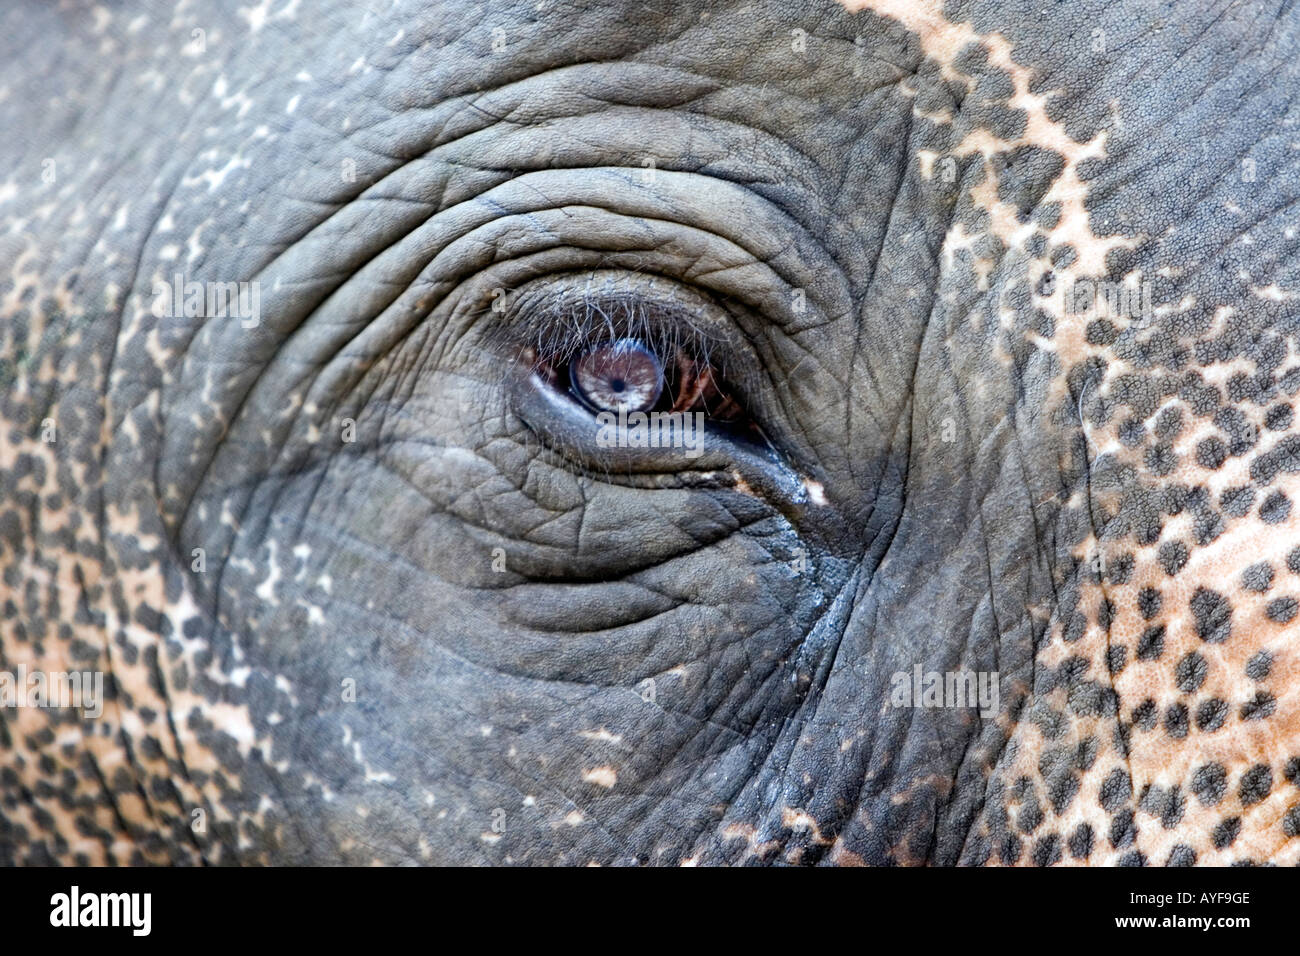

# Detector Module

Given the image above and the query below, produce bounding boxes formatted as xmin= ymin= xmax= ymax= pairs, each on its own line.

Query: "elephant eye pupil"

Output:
xmin=571 ymin=339 xmax=663 ymax=412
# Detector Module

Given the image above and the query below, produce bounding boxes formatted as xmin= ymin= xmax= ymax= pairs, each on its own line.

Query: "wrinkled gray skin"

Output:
xmin=2 ymin=0 xmax=1300 ymax=866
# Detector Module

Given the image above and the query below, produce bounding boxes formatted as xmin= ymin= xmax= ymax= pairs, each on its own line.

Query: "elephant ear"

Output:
xmin=838 ymin=0 xmax=1300 ymax=864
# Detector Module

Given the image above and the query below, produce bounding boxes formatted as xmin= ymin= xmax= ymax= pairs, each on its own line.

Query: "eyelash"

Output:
xmin=519 ymin=297 xmax=722 ymax=371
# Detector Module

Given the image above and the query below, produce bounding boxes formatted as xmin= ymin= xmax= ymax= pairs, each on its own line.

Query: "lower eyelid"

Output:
xmin=495 ymin=270 xmax=751 ymax=376
xmin=510 ymin=359 xmax=817 ymax=524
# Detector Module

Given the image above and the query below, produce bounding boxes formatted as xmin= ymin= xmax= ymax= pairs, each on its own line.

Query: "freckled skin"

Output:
xmin=1 ymin=0 xmax=1298 ymax=865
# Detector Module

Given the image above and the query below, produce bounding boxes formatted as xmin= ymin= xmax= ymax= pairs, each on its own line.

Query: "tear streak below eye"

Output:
xmin=571 ymin=339 xmax=663 ymax=412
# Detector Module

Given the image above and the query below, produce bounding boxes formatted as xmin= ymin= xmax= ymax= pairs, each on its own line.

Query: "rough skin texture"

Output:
xmin=0 ymin=0 xmax=1298 ymax=864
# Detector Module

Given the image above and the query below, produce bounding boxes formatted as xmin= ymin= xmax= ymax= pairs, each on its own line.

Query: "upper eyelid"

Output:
xmin=515 ymin=293 xmax=729 ymax=367
xmin=483 ymin=276 xmax=755 ymax=372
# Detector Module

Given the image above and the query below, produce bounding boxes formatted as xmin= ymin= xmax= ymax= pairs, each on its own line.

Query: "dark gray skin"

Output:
xmin=2 ymin=0 xmax=1299 ymax=865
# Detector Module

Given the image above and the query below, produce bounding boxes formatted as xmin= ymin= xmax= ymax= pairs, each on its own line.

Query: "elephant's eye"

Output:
xmin=538 ymin=337 xmax=746 ymax=424
xmin=572 ymin=339 xmax=663 ymax=412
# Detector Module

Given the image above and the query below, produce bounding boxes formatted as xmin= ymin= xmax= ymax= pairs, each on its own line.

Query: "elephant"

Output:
xmin=0 ymin=0 xmax=1298 ymax=867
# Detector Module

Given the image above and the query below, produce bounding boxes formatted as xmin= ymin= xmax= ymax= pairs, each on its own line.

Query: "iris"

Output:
xmin=571 ymin=338 xmax=664 ymax=413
